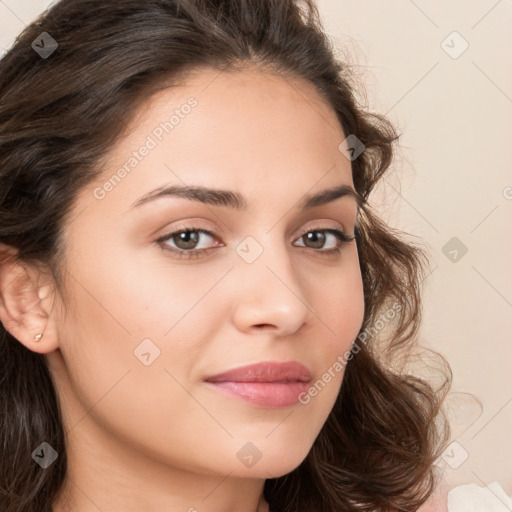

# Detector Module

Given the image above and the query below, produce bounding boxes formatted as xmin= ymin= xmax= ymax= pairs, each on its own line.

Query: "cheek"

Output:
xmin=292 ymin=251 xmax=364 ymax=426
xmin=62 ymin=231 xmax=227 ymax=338
xmin=56 ymin=264 xmax=223 ymax=469
xmin=308 ymin=249 xmax=365 ymax=353
xmin=56 ymin=242 xmax=227 ymax=418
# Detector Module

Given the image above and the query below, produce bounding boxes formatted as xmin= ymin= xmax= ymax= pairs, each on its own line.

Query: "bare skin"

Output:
xmin=0 ymin=67 xmax=366 ymax=511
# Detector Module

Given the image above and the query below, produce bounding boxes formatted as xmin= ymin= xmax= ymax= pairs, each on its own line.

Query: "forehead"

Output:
xmin=79 ymin=67 xmax=355 ymax=217
xmin=118 ymin=66 xmax=345 ymax=159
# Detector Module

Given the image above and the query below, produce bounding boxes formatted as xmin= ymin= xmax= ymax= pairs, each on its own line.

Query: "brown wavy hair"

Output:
xmin=0 ymin=0 xmax=451 ymax=511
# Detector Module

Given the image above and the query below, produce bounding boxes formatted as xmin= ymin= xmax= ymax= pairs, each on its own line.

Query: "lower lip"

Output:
xmin=205 ymin=381 xmax=310 ymax=408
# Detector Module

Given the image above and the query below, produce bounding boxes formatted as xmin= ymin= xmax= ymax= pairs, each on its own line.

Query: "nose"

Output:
xmin=230 ymin=240 xmax=312 ymax=337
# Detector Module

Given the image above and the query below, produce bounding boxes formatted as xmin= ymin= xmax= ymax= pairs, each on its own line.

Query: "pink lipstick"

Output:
xmin=204 ymin=361 xmax=312 ymax=408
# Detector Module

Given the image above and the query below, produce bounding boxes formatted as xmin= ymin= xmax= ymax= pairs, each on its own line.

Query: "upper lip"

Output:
xmin=205 ymin=361 xmax=312 ymax=383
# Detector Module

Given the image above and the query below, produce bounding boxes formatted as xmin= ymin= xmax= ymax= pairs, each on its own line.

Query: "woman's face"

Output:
xmin=47 ymin=68 xmax=365 ymax=481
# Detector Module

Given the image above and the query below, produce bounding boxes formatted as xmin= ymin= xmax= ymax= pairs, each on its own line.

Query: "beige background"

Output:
xmin=1 ymin=0 xmax=511 ymax=494
xmin=318 ymin=0 xmax=512 ymax=493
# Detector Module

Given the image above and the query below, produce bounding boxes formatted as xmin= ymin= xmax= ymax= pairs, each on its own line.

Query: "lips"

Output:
xmin=204 ymin=361 xmax=312 ymax=408
xmin=205 ymin=361 xmax=312 ymax=384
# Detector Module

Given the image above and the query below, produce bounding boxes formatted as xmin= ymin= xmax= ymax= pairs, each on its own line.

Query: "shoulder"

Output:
xmin=416 ymin=480 xmax=512 ymax=512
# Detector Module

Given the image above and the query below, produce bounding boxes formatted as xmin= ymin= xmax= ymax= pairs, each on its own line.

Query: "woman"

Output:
xmin=0 ymin=1 xmax=451 ymax=510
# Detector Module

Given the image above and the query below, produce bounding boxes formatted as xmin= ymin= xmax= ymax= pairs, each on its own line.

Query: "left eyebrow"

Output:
xmin=129 ymin=183 xmax=365 ymax=212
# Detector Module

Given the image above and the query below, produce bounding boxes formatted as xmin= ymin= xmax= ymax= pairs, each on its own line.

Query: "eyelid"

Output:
xmin=156 ymin=220 xmax=351 ymax=244
xmin=295 ymin=222 xmax=352 ymax=238
xmin=155 ymin=225 xmax=223 ymax=247
xmin=155 ymin=219 xmax=224 ymax=240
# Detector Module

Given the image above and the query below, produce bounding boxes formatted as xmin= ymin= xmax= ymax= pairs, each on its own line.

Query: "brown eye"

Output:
xmin=301 ymin=231 xmax=327 ymax=249
xmin=171 ymin=230 xmax=202 ymax=250
xmin=294 ymin=229 xmax=354 ymax=252
xmin=157 ymin=228 xmax=220 ymax=258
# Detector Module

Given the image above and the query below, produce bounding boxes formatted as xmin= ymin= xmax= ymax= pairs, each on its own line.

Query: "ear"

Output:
xmin=0 ymin=245 xmax=60 ymax=354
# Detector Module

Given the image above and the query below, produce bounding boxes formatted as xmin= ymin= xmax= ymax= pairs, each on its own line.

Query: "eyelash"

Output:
xmin=156 ymin=225 xmax=356 ymax=260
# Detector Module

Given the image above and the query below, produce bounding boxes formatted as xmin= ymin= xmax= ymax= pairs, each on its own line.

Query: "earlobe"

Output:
xmin=0 ymin=247 xmax=59 ymax=354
